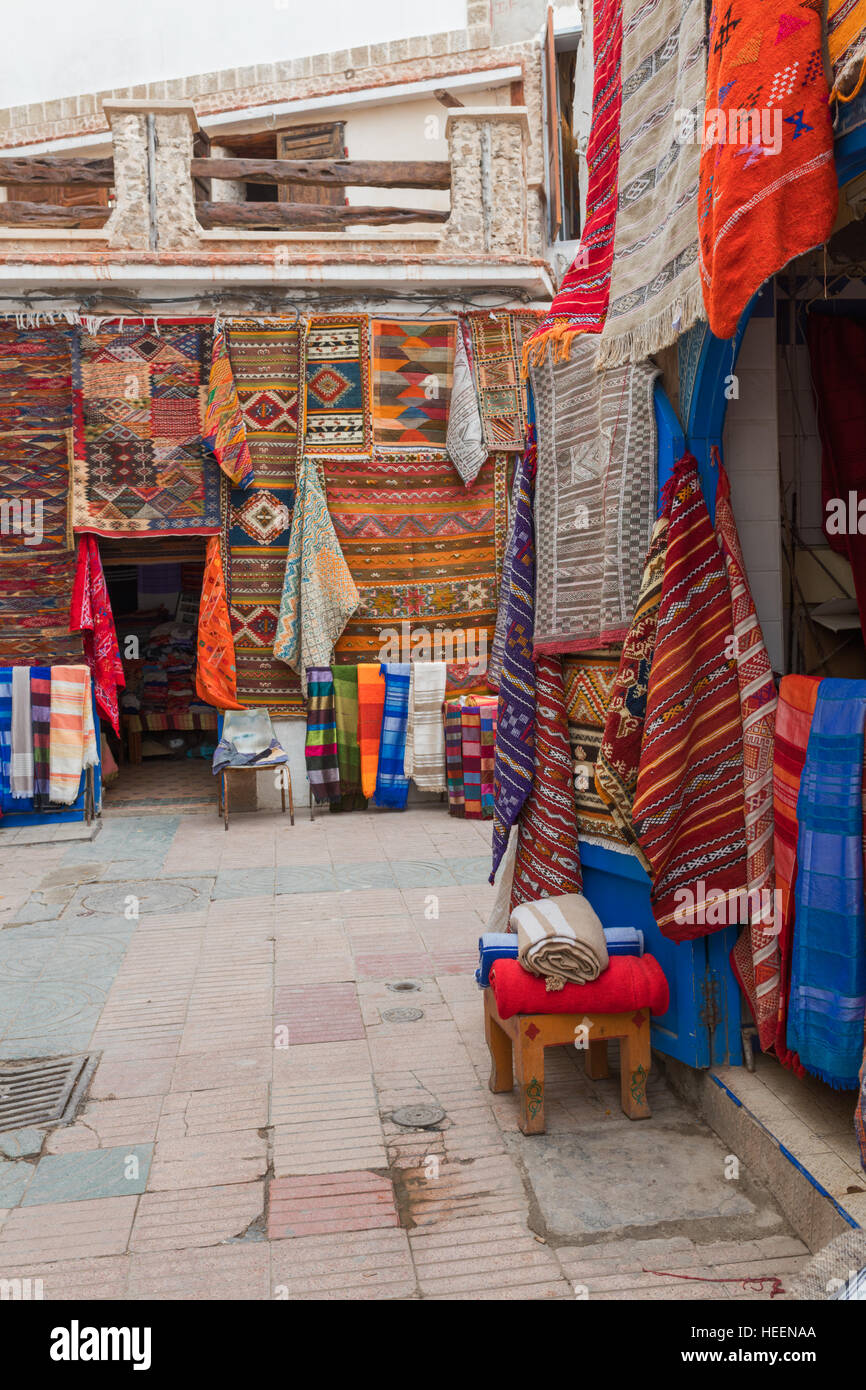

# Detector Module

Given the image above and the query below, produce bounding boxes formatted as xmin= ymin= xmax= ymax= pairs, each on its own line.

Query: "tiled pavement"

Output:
xmin=0 ymin=799 xmax=813 ymax=1300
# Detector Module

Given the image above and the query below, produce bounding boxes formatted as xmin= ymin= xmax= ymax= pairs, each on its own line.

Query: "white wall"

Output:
xmin=3 ymin=0 xmax=469 ymax=108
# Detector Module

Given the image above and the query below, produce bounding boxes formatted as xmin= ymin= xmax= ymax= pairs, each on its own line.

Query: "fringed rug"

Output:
xmin=597 ymin=0 xmax=706 ymax=367
xmin=305 ymin=315 xmax=372 ymax=454
xmin=510 ymin=656 xmax=583 ymax=909
xmin=305 ymin=666 xmax=341 ymax=804
xmin=371 ymin=320 xmax=456 ymax=449
xmin=699 ymin=0 xmax=836 ymax=340
xmin=72 ymin=322 xmax=221 ymax=536
xmin=561 ymin=649 xmax=634 ymax=852
xmin=632 ymin=454 xmax=748 ymax=941
xmin=829 ymin=0 xmax=866 ymax=98
xmin=466 ymin=310 xmax=542 ymax=450
xmin=595 ymin=515 xmax=668 ymax=866
xmin=716 ymin=463 xmax=780 ymax=1055
xmin=531 ymin=337 xmax=659 ymax=653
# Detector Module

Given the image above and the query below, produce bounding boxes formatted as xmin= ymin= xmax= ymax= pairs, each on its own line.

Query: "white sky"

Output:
xmin=2 ymin=0 xmax=468 ymax=108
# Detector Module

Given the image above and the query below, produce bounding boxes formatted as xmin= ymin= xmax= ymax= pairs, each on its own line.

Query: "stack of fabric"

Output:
xmin=442 ymin=695 xmax=498 ymax=818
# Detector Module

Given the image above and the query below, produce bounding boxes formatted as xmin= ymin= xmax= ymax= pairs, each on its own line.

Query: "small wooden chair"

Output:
xmin=217 ymin=708 xmax=294 ymax=831
xmin=483 ymin=986 xmax=652 ymax=1134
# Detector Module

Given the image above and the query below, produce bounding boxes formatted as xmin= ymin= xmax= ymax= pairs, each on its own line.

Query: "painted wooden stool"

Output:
xmin=483 ymin=986 xmax=652 ymax=1135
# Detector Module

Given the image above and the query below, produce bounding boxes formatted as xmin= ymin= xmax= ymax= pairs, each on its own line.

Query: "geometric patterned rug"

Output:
xmin=371 ymin=319 xmax=456 ymax=449
xmin=466 ymin=310 xmax=543 ymax=451
xmin=305 ymin=315 xmax=371 ymax=454
xmin=561 ymin=649 xmax=634 ymax=853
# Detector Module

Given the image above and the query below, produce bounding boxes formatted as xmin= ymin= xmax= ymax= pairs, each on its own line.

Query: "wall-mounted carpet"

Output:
xmin=0 ymin=429 xmax=73 ymax=554
xmin=0 ymin=326 xmax=75 ymax=431
xmin=304 ymin=315 xmax=371 ymax=454
xmin=371 ymin=320 xmax=456 ymax=449
xmin=561 ymin=648 xmax=634 ymax=853
xmin=0 ymin=553 xmax=83 ymax=667
xmin=467 ymin=310 xmax=543 ymax=450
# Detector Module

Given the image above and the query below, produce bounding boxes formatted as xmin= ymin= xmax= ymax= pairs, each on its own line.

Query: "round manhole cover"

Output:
xmin=386 ymin=979 xmax=423 ymax=993
xmin=381 ymin=1007 xmax=424 ymax=1023
xmin=391 ymin=1104 xmax=446 ymax=1129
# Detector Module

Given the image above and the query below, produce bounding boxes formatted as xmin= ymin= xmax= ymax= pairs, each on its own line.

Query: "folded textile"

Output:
xmin=212 ymin=736 xmax=287 ymax=775
xmin=788 ymin=680 xmax=866 ymax=1089
xmin=596 ymin=515 xmax=668 ymax=866
xmin=530 ymin=339 xmax=659 ymax=653
xmin=196 ymin=536 xmax=245 ymax=712
xmin=490 ymin=432 xmax=538 ymax=878
xmin=511 ymin=892 xmax=608 ymax=991
xmin=49 ymin=665 xmax=97 ymax=805
xmin=604 ymin=927 xmax=645 ymax=957
xmin=357 ymin=662 xmax=386 ymax=800
xmin=446 ymin=326 xmax=487 ymax=486
xmin=331 ymin=663 xmax=364 ymax=807
xmin=774 ymin=674 xmax=820 ymax=1074
xmin=486 ymin=828 xmax=518 ymax=934
xmin=403 ymin=661 xmax=447 ymax=792
xmin=203 ymin=326 xmax=253 ymax=489
xmin=444 ymin=698 xmax=466 ymax=814
xmin=69 ymin=534 xmax=125 ymax=735
xmin=716 ymin=462 xmax=779 ymax=1055
xmin=489 ymin=953 xmax=670 ymax=1020
xmin=10 ymin=666 xmax=33 ymax=799
xmin=511 ymin=656 xmax=583 ymax=909
xmin=305 ymin=666 xmax=342 ymax=805
xmin=476 ymin=932 xmax=520 ymax=987
xmin=30 ymin=666 xmax=51 ymax=802
xmin=632 ymin=454 xmax=748 ymax=940
xmin=374 ymin=662 xmax=411 ymax=809
xmin=699 ymin=0 xmax=836 ymax=340
xmin=273 ymin=456 xmax=359 ymax=695
xmin=487 ymin=462 xmax=522 ymax=692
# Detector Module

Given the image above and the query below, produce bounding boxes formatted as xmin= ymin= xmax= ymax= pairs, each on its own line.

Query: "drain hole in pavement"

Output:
xmin=391 ymin=1104 xmax=446 ymax=1129
xmin=381 ymin=1007 xmax=424 ymax=1023
xmin=0 ymin=1054 xmax=97 ymax=1133
xmin=386 ymin=979 xmax=423 ymax=993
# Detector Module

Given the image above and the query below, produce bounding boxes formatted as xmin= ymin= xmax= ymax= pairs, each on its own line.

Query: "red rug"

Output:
xmin=69 ymin=536 xmax=125 ymax=735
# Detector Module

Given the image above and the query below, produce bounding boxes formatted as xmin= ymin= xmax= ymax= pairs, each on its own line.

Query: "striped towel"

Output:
xmin=31 ymin=667 xmax=51 ymax=802
xmin=479 ymin=696 xmax=497 ymax=816
xmin=444 ymin=698 xmax=465 ymax=815
xmin=49 ymin=665 xmax=97 ymax=805
xmin=374 ymin=662 xmax=411 ymax=809
xmin=461 ymin=702 xmax=483 ymax=817
xmin=403 ymin=661 xmax=447 ymax=791
xmin=604 ymin=927 xmax=645 ymax=957
xmin=0 ymin=668 xmax=11 ymax=803
xmin=357 ymin=662 xmax=386 ymax=800
xmin=305 ymin=666 xmax=341 ymax=804
xmin=511 ymin=892 xmax=609 ymax=992
xmin=10 ymin=666 xmax=34 ymax=798
xmin=475 ymin=932 xmax=519 ymax=987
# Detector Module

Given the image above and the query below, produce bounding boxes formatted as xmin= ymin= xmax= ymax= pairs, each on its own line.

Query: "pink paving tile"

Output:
xmin=267 ymin=1170 xmax=400 ymax=1239
xmin=354 ymin=952 xmax=434 ymax=981
xmin=273 ymin=982 xmax=365 ymax=1043
xmin=431 ymin=949 xmax=478 ymax=975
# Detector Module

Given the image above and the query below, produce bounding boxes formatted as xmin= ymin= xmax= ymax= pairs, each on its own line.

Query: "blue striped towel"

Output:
xmin=374 ymin=662 xmax=411 ymax=809
xmin=475 ymin=925 xmax=644 ymax=985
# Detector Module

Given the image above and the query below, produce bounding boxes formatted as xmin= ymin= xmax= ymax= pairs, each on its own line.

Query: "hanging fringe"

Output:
xmin=520 ymin=321 xmax=595 ymax=379
xmin=830 ymin=38 xmax=866 ymax=103
xmin=595 ymin=283 xmax=707 ymax=371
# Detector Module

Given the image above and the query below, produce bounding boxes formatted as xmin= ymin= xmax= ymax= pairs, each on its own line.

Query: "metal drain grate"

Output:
xmin=391 ymin=1104 xmax=446 ymax=1129
xmin=0 ymin=1055 xmax=95 ymax=1133
xmin=381 ymin=1007 xmax=424 ymax=1023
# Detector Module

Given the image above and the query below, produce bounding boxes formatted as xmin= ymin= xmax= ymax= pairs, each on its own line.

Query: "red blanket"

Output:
xmin=490 ymin=953 xmax=669 ymax=1020
xmin=69 ymin=535 xmax=125 ymax=735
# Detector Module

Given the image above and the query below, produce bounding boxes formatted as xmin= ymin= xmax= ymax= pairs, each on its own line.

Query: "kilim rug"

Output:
xmin=829 ymin=0 xmax=866 ymax=98
xmin=597 ymin=0 xmax=706 ymax=368
xmin=716 ymin=462 xmax=780 ymax=1055
xmin=699 ymin=0 xmax=836 ymax=341
xmin=446 ymin=326 xmax=487 ymax=485
xmin=305 ymin=666 xmax=341 ymax=804
xmin=510 ymin=655 xmax=583 ymax=909
xmin=490 ymin=434 xmax=538 ymax=879
xmin=561 ymin=649 xmax=633 ymax=852
xmin=357 ymin=661 xmax=386 ymax=800
xmin=203 ymin=327 xmax=252 ymax=489
xmin=196 ymin=536 xmax=245 ymax=712
xmin=774 ymin=674 xmax=819 ymax=1075
xmin=374 ymin=662 xmax=411 ymax=809
xmin=0 ymin=553 xmax=83 ymax=667
xmin=486 ymin=460 xmax=522 ymax=693
xmin=72 ymin=322 xmax=221 ymax=536
xmin=531 ymin=336 xmax=659 ymax=653
xmin=595 ymin=514 xmax=668 ymax=867
xmin=0 ymin=429 xmax=73 ymax=553
xmin=525 ymin=0 xmax=624 ymax=361
xmin=466 ymin=310 xmax=543 ymax=450
xmin=69 ymin=535 xmax=125 ymax=735
xmin=445 ymin=698 xmax=466 ymax=815
xmin=788 ymin=680 xmax=866 ymax=1089
xmin=371 ymin=320 xmax=456 ymax=450
xmin=304 ymin=315 xmax=371 ymax=454
xmin=0 ymin=325 xmax=75 ymax=431
xmin=322 ymin=450 xmax=506 ymax=683
xmin=224 ymin=318 xmax=304 ymax=713
xmin=632 ymin=453 xmax=748 ymax=941
xmin=331 ymin=663 xmax=366 ymax=810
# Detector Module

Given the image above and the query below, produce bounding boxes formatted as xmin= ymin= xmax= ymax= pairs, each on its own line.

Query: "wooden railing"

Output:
xmin=0 ymin=157 xmax=114 ymax=228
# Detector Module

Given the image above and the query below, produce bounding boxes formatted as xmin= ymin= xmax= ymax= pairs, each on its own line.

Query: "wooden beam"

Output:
xmin=190 ymin=157 xmax=451 ymax=190
xmin=0 ymin=157 xmax=114 ymax=186
xmin=434 ymin=89 xmax=465 ymax=108
xmin=196 ymin=201 xmax=450 ymax=230
xmin=0 ymin=201 xmax=110 ymax=227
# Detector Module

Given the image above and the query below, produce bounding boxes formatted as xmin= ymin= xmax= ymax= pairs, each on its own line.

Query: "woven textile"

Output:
xmin=857 ymin=1033 xmax=866 ymax=1168
xmin=787 ymin=681 xmax=866 ymax=1089
xmin=357 ymin=662 xmax=386 ymax=799
xmin=480 ymin=698 xmax=496 ymax=815
xmin=716 ymin=463 xmax=780 ymax=1054
xmin=490 ymin=952 xmax=670 ymax=1020
xmin=31 ymin=667 xmax=50 ymax=801
xmin=487 ymin=461 xmax=522 ymax=692
xmin=224 ymin=318 xmax=304 ymax=712
xmin=461 ymin=701 xmax=483 ymax=817
xmin=273 ymin=457 xmax=359 ymax=695
xmin=0 ymin=668 xmax=10 ymax=804
xmin=196 ymin=536 xmax=245 ymax=712
xmin=372 ymin=320 xmax=456 ymax=449
xmin=374 ymin=662 xmax=411 ymax=809
xmin=446 ymin=328 xmax=487 ymax=485
xmin=49 ymin=665 xmax=97 ymax=805
xmin=331 ymin=663 xmax=364 ymax=806
xmin=829 ymin=0 xmax=866 ymax=96
xmin=0 ymin=429 xmax=73 ymax=554
xmin=597 ymin=0 xmax=706 ymax=367
xmin=699 ymin=0 xmax=836 ymax=341
xmin=774 ymin=674 xmax=820 ymax=1074
xmin=72 ymin=323 xmax=220 ymax=536
xmin=525 ymin=0 xmax=624 ymax=358
xmin=203 ymin=328 xmax=252 ymax=489
xmin=305 ymin=666 xmax=341 ymax=804
xmin=0 ymin=325 xmax=74 ymax=431
xmin=561 ymin=649 xmax=632 ymax=851
xmin=632 ymin=454 xmax=748 ymax=940
xmin=490 ymin=435 xmax=538 ymax=879
xmin=511 ymin=656 xmax=584 ymax=909
xmin=531 ymin=337 xmax=659 ymax=653
xmin=304 ymin=315 xmax=371 ymax=453
xmin=323 ymin=451 xmax=505 ymax=680
xmin=10 ymin=666 xmax=33 ymax=799
xmin=69 ymin=535 xmax=126 ymax=735
xmin=467 ymin=311 xmax=542 ymax=449
xmin=512 ymin=893 xmax=609 ymax=990
xmin=403 ymin=660 xmax=447 ymax=792
xmin=0 ymin=553 xmax=82 ymax=667
xmin=445 ymin=699 xmax=466 ymax=814
xmin=595 ymin=515 xmax=668 ymax=865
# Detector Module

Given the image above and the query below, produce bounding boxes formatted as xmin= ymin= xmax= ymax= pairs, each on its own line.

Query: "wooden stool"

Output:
xmin=483 ymin=986 xmax=652 ymax=1134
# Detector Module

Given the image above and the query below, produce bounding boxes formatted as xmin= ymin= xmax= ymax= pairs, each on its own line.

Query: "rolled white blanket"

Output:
xmin=510 ymin=893 xmax=609 ymax=992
